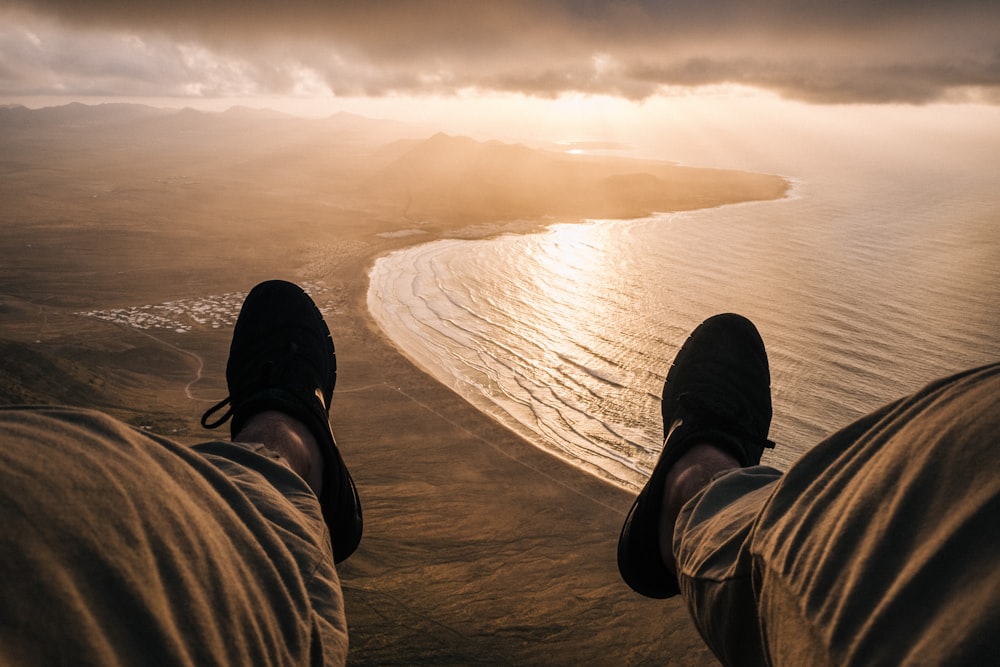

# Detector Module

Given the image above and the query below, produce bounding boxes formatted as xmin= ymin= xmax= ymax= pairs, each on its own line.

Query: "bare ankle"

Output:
xmin=658 ymin=442 xmax=740 ymax=573
xmin=234 ymin=411 xmax=324 ymax=494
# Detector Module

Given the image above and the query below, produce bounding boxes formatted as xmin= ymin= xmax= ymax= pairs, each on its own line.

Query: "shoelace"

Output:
xmin=200 ymin=397 xmax=233 ymax=429
xmin=199 ymin=356 xmax=292 ymax=430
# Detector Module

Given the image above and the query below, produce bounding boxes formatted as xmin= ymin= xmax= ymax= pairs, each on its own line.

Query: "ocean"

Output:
xmin=367 ymin=107 xmax=1000 ymax=491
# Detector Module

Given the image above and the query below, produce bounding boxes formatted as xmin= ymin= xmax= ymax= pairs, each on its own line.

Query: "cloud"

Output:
xmin=2 ymin=0 xmax=999 ymax=104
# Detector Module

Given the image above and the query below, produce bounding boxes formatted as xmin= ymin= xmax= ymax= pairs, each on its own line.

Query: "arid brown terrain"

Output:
xmin=0 ymin=103 xmax=787 ymax=665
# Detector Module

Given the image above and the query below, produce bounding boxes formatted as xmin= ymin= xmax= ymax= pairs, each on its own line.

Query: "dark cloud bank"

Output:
xmin=4 ymin=0 xmax=1000 ymax=103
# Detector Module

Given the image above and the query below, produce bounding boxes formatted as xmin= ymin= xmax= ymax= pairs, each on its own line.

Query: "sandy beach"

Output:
xmin=290 ymin=229 xmax=718 ymax=665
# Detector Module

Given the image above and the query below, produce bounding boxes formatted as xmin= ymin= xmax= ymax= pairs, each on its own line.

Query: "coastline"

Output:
xmin=363 ymin=181 xmax=797 ymax=496
xmin=333 ymin=182 xmax=790 ymax=662
xmin=326 ymin=229 xmax=718 ymax=664
xmin=0 ymin=104 xmax=788 ymax=661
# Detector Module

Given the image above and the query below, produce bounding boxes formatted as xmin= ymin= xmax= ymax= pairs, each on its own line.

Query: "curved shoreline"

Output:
xmin=331 ymin=260 xmax=716 ymax=662
xmin=361 ymin=181 xmax=795 ymax=493
xmin=333 ymin=184 xmax=791 ymax=661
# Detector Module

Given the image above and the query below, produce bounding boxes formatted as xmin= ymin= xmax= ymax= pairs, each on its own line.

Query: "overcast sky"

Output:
xmin=2 ymin=0 xmax=999 ymax=106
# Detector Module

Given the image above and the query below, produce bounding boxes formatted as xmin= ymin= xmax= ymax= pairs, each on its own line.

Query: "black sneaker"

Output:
xmin=617 ymin=313 xmax=773 ymax=598
xmin=201 ymin=280 xmax=362 ymax=563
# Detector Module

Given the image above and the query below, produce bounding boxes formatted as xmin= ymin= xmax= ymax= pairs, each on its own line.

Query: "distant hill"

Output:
xmin=0 ymin=102 xmax=172 ymax=129
xmin=0 ymin=102 xmax=422 ymax=149
xmin=1 ymin=104 xmax=787 ymax=226
xmin=0 ymin=102 xmax=432 ymax=210
xmin=364 ymin=132 xmax=789 ymax=223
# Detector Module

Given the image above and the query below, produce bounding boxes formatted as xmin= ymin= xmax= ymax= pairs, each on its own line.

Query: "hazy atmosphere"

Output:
xmin=2 ymin=1 xmax=999 ymax=664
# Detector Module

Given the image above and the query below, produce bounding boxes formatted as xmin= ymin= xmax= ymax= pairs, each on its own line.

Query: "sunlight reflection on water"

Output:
xmin=368 ymin=143 xmax=1000 ymax=491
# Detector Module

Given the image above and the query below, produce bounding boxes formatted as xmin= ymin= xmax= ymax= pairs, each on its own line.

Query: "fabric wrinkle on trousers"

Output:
xmin=0 ymin=406 xmax=348 ymax=667
xmin=673 ymin=363 xmax=1000 ymax=667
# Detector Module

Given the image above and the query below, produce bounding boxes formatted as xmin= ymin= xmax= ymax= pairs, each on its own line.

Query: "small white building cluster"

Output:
xmin=80 ymin=282 xmax=330 ymax=334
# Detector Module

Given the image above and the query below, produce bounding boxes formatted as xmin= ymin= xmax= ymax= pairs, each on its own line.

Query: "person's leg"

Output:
xmin=0 ymin=281 xmax=360 ymax=666
xmin=621 ymin=312 xmax=1000 ymax=665
xmin=0 ymin=405 xmax=350 ymax=666
xmin=189 ymin=433 xmax=349 ymax=664
xmin=193 ymin=279 xmax=366 ymax=664
xmin=671 ymin=464 xmax=782 ymax=667
xmin=235 ymin=410 xmax=325 ymax=494
xmin=748 ymin=363 xmax=1000 ymax=665
xmin=657 ymin=443 xmax=740 ymax=574
xmin=201 ymin=279 xmax=362 ymax=563
xmin=618 ymin=313 xmax=777 ymax=667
